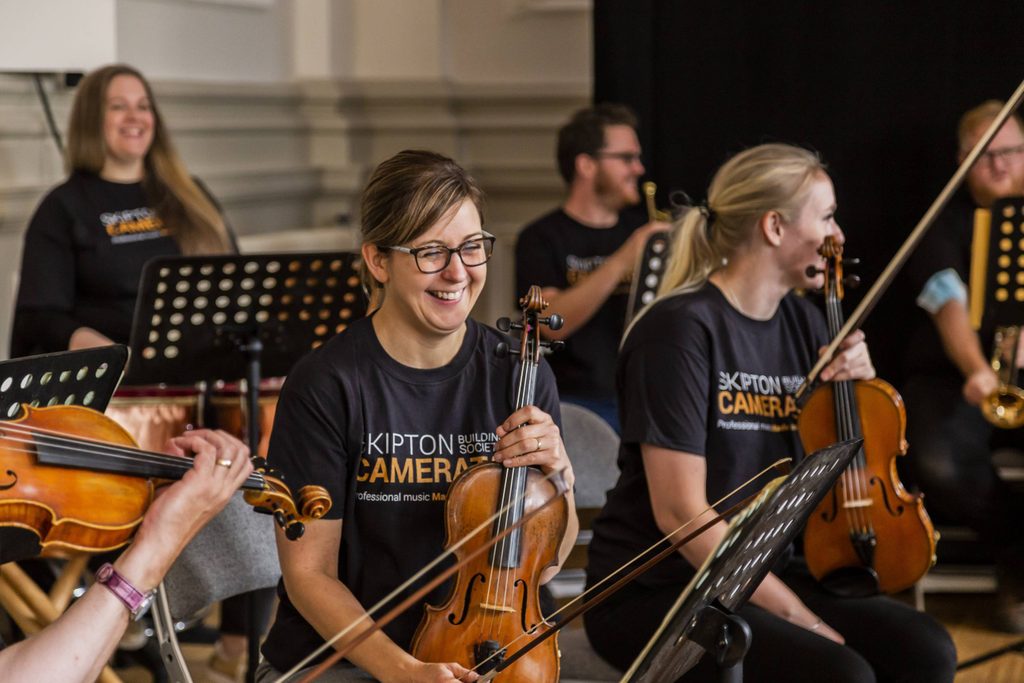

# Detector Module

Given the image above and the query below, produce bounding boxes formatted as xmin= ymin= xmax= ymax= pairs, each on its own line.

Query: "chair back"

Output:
xmin=560 ymin=402 xmax=620 ymax=509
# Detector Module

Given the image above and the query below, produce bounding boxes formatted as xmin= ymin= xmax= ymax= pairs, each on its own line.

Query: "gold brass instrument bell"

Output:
xmin=969 ymin=196 xmax=1024 ymax=428
xmin=643 ymin=181 xmax=672 ymax=223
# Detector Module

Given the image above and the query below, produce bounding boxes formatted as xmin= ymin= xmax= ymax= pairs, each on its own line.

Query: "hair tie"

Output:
xmin=698 ymin=200 xmax=717 ymax=234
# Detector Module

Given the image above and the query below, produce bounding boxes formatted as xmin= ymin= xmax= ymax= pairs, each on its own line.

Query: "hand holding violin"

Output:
xmin=493 ymin=406 xmax=575 ymax=492
xmin=818 ymin=329 xmax=876 ymax=382
xmin=0 ymin=429 xmax=252 ymax=683
xmin=120 ymin=429 xmax=253 ymax=590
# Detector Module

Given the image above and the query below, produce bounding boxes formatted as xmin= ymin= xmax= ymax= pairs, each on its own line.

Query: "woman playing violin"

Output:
xmin=583 ymin=144 xmax=956 ymax=682
xmin=257 ymin=150 xmax=578 ymax=682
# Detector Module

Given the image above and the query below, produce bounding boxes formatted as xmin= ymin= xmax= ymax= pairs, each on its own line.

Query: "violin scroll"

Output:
xmin=243 ymin=473 xmax=332 ymax=541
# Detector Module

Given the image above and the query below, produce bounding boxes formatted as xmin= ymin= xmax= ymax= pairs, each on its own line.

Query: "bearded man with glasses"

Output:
xmin=902 ymin=100 xmax=1024 ymax=634
xmin=514 ymin=104 xmax=669 ymax=433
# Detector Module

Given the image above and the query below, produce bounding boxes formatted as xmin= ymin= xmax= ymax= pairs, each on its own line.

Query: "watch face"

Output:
xmin=96 ymin=563 xmax=114 ymax=582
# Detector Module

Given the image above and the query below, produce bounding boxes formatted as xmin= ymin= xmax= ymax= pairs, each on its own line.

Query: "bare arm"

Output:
xmin=277 ymin=519 xmax=476 ymax=683
xmin=931 ymin=299 xmax=998 ymax=404
xmin=641 ymin=444 xmax=844 ymax=644
xmin=0 ymin=430 xmax=252 ymax=682
xmin=542 ymin=221 xmax=668 ymax=340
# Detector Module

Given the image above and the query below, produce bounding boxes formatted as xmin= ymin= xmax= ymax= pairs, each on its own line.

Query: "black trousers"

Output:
xmin=583 ymin=561 xmax=956 ymax=683
xmin=902 ymin=373 xmax=1024 ymax=594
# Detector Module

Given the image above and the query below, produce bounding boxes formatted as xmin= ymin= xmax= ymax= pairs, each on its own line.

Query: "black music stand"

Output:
xmin=0 ymin=345 xmax=127 ymax=419
xmin=124 ymin=251 xmax=366 ymax=682
xmin=623 ymin=439 xmax=862 ymax=683
xmin=125 ymin=251 xmax=366 ymax=465
xmin=625 ymin=231 xmax=672 ymax=324
xmin=969 ymin=196 xmax=1024 ymax=331
xmin=0 ymin=346 xmax=129 ymax=562
xmin=962 ymin=195 xmax=1024 ymax=668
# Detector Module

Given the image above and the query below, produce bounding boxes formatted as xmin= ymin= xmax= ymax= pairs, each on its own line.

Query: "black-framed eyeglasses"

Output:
xmin=383 ymin=232 xmax=496 ymax=274
xmin=592 ymin=150 xmax=644 ymax=164
xmin=980 ymin=143 xmax=1024 ymax=165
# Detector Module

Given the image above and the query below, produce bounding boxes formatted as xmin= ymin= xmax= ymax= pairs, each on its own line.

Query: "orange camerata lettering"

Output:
xmin=718 ymin=391 xmax=798 ymax=419
xmin=356 ymin=454 xmax=490 ymax=484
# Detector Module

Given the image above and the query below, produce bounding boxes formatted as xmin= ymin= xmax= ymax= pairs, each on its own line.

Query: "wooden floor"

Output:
xmin=110 ymin=592 xmax=1024 ymax=682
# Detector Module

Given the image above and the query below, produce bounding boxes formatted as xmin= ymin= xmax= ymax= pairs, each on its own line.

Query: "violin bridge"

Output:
xmin=478 ymin=602 xmax=516 ymax=614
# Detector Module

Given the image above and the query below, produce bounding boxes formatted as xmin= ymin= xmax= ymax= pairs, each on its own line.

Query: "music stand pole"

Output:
xmin=125 ymin=252 xmax=367 ymax=683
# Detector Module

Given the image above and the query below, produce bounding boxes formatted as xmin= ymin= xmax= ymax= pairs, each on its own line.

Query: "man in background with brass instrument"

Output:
xmin=515 ymin=104 xmax=669 ymax=432
xmin=902 ymin=100 xmax=1024 ymax=633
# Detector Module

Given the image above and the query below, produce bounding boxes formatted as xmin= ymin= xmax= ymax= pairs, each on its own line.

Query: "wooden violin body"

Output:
xmin=799 ymin=379 xmax=935 ymax=594
xmin=799 ymin=236 xmax=936 ymax=595
xmin=411 ymin=462 xmax=566 ymax=680
xmin=0 ymin=405 xmax=152 ymax=558
xmin=0 ymin=404 xmax=330 ymax=563
xmin=412 ymin=285 xmax=567 ymax=680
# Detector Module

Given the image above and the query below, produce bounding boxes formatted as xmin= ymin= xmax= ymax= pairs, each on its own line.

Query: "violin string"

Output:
xmin=1 ymin=419 xmax=201 ymax=467
xmin=274 ymin=467 xmax=568 ymax=683
xmin=0 ymin=423 xmax=266 ymax=488
xmin=465 ymin=460 xmax=791 ymax=677
xmin=828 ymin=294 xmax=862 ymax=537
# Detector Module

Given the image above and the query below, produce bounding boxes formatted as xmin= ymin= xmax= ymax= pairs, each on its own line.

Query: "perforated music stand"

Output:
xmin=0 ymin=345 xmax=128 ymax=422
xmin=625 ymin=230 xmax=672 ymax=324
xmin=125 ymin=251 xmax=366 ymax=462
xmin=623 ymin=439 xmax=862 ymax=683
xmin=124 ymin=251 xmax=366 ymax=682
xmin=969 ymin=196 xmax=1024 ymax=330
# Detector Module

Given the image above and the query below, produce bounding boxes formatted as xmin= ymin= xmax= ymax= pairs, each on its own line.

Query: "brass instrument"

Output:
xmin=642 ymin=181 xmax=671 ymax=223
xmin=981 ymin=325 xmax=1024 ymax=428
xmin=969 ymin=197 xmax=1024 ymax=428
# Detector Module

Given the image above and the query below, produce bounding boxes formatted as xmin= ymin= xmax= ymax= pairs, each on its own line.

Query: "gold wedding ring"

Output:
xmin=535 ymin=437 xmax=543 ymax=452
xmin=217 ymin=458 xmax=233 ymax=468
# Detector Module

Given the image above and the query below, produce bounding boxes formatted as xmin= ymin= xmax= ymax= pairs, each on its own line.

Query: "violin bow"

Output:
xmin=796 ymin=77 xmax=1024 ymax=401
xmin=288 ymin=459 xmax=788 ymax=683
xmin=275 ymin=466 xmax=571 ymax=683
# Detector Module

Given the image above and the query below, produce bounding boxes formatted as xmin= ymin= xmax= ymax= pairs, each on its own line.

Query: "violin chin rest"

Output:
xmin=819 ymin=565 xmax=880 ymax=598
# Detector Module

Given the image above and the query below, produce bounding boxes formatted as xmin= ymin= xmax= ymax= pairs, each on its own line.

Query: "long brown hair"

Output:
xmin=67 ymin=64 xmax=232 ymax=255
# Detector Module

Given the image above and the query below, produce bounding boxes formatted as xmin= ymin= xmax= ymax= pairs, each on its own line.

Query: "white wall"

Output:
xmin=116 ymin=0 xmax=291 ymax=83
xmin=0 ymin=0 xmax=593 ymax=357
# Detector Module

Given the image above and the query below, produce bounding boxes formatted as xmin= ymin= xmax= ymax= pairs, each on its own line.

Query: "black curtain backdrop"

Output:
xmin=594 ymin=0 xmax=1024 ymax=382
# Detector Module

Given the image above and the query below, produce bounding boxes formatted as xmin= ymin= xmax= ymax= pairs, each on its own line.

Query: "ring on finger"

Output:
xmin=217 ymin=458 xmax=233 ymax=468
xmin=535 ymin=437 xmax=543 ymax=452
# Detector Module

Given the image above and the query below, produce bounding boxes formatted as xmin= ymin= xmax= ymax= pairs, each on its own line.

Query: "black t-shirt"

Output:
xmin=514 ymin=207 xmax=645 ymax=399
xmin=901 ymin=189 xmax=993 ymax=381
xmin=586 ymin=285 xmax=828 ymax=588
xmin=260 ymin=316 xmax=562 ymax=671
xmin=11 ymin=172 xmax=232 ymax=357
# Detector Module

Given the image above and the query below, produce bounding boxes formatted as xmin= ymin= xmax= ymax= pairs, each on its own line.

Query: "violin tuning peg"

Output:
xmin=846 ymin=257 xmax=861 ymax=267
xmin=544 ymin=340 xmax=565 ymax=351
xmin=496 ymin=317 xmax=511 ymax=332
xmin=495 ymin=342 xmax=509 ymax=358
xmin=805 ymin=265 xmax=824 ymax=278
xmin=250 ymin=456 xmax=269 ymax=472
xmin=844 ymin=275 xmax=861 ymax=288
xmin=544 ymin=314 xmax=564 ymax=331
xmin=285 ymin=520 xmax=305 ymax=540
xmin=273 ymin=510 xmax=287 ymax=528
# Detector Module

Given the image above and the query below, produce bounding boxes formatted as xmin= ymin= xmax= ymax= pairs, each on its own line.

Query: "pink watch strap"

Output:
xmin=96 ymin=562 xmax=152 ymax=618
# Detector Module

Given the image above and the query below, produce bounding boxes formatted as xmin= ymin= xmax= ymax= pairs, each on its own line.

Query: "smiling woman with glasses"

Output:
xmin=257 ymin=150 xmax=578 ymax=683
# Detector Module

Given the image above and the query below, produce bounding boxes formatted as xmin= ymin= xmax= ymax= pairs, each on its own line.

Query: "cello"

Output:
xmin=411 ymin=286 xmax=568 ymax=681
xmin=0 ymin=403 xmax=330 ymax=562
xmin=798 ymin=236 xmax=936 ymax=595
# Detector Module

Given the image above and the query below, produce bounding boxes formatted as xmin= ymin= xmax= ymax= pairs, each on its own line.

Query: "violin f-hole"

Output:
xmin=0 ymin=469 xmax=17 ymax=491
xmin=448 ymin=572 xmax=486 ymax=625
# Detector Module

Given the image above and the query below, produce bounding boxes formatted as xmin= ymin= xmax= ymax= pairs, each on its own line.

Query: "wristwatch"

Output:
xmin=95 ymin=563 xmax=155 ymax=621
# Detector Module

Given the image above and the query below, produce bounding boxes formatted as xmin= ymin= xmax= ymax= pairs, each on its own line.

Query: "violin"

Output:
xmin=0 ymin=403 xmax=331 ymax=562
xmin=410 ymin=286 xmax=568 ymax=681
xmin=798 ymin=237 xmax=936 ymax=595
